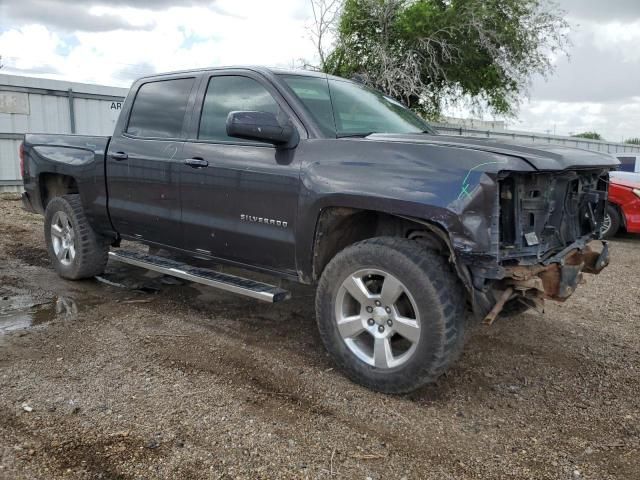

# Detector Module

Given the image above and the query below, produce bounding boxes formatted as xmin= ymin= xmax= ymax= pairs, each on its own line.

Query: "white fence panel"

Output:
xmin=74 ymin=97 xmax=123 ymax=136
xmin=0 ymin=74 xmax=127 ymax=192
xmin=0 ymin=139 xmax=21 ymax=186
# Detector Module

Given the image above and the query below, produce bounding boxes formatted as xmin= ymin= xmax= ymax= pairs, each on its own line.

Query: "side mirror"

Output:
xmin=226 ymin=111 xmax=298 ymax=147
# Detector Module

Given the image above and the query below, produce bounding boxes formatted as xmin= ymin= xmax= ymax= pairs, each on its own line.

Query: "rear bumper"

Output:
xmin=21 ymin=192 xmax=36 ymax=213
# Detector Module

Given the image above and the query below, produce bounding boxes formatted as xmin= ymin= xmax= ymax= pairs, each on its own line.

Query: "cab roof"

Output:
xmin=136 ymin=66 xmax=347 ymax=83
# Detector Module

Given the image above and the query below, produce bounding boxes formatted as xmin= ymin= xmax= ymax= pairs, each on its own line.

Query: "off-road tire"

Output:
xmin=316 ymin=237 xmax=467 ymax=394
xmin=601 ymin=204 xmax=621 ymax=239
xmin=44 ymin=194 xmax=109 ymax=280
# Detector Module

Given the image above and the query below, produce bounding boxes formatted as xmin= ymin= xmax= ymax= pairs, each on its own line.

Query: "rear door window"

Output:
xmin=198 ymin=75 xmax=281 ymax=143
xmin=127 ymin=78 xmax=195 ymax=138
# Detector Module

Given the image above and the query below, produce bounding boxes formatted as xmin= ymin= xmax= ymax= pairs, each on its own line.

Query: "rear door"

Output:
xmin=180 ymin=71 xmax=303 ymax=273
xmin=107 ymin=76 xmax=197 ymax=247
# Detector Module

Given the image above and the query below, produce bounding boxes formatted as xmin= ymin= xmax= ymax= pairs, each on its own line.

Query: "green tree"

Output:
xmin=572 ymin=132 xmax=603 ymax=140
xmin=625 ymin=138 xmax=640 ymax=145
xmin=323 ymin=0 xmax=569 ymax=118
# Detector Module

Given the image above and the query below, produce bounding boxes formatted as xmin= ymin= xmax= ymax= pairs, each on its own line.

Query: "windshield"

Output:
xmin=280 ymin=74 xmax=433 ymax=138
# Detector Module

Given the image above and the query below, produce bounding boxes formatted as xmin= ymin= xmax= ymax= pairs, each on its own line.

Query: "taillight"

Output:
xmin=19 ymin=142 xmax=25 ymax=178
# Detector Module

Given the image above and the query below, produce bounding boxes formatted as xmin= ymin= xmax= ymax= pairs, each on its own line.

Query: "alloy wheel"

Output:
xmin=335 ymin=269 xmax=421 ymax=369
xmin=600 ymin=212 xmax=612 ymax=237
xmin=51 ymin=211 xmax=76 ymax=266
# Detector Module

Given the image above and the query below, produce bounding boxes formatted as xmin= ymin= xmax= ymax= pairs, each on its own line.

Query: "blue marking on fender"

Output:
xmin=458 ymin=160 xmax=509 ymax=200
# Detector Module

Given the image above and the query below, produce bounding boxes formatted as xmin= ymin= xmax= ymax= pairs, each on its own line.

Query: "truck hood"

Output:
xmin=365 ymin=133 xmax=620 ymax=171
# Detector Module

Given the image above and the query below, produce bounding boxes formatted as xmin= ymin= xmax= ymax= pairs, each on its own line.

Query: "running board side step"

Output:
xmin=108 ymin=250 xmax=291 ymax=303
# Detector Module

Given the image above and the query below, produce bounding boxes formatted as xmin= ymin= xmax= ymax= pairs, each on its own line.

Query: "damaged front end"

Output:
xmin=483 ymin=241 xmax=610 ymax=324
xmin=459 ymin=168 xmax=611 ymax=323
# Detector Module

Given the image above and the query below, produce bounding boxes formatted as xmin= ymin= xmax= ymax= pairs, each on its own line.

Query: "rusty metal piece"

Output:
xmin=483 ymin=287 xmax=514 ymax=326
xmin=509 ymin=276 xmax=544 ymax=292
xmin=538 ymin=265 xmax=561 ymax=298
xmin=582 ymin=242 xmax=610 ymax=274
xmin=483 ymin=240 xmax=609 ymax=323
xmin=506 ymin=265 xmax=549 ymax=281
xmin=502 ymin=241 xmax=610 ymax=302
xmin=523 ymin=262 xmax=584 ymax=301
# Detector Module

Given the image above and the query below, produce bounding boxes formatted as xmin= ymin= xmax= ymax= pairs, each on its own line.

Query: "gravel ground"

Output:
xmin=0 ymin=195 xmax=639 ymax=480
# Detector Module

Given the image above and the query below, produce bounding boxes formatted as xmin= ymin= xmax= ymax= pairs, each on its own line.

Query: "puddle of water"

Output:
xmin=0 ymin=295 xmax=78 ymax=335
xmin=96 ymin=265 xmax=166 ymax=293
xmin=1 ymin=260 xmax=195 ymax=337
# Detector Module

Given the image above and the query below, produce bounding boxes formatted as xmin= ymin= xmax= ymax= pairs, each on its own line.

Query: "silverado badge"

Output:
xmin=240 ymin=214 xmax=288 ymax=228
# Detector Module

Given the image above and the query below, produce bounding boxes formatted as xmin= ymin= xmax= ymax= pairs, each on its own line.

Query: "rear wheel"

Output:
xmin=44 ymin=195 xmax=109 ymax=279
xmin=316 ymin=237 xmax=466 ymax=394
xmin=601 ymin=204 xmax=621 ymax=239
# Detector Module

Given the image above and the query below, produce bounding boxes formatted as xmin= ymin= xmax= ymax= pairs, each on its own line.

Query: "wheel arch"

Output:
xmin=38 ymin=172 xmax=79 ymax=210
xmin=309 ymin=207 xmax=473 ymax=296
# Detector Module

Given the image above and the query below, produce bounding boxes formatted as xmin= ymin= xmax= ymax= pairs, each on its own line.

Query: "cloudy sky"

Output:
xmin=0 ymin=0 xmax=639 ymax=141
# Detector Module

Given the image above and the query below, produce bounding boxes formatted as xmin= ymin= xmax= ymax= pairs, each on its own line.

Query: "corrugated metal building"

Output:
xmin=0 ymin=74 xmax=128 ymax=192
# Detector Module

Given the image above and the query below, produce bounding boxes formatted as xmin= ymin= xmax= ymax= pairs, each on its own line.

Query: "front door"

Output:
xmin=180 ymin=72 xmax=302 ymax=273
xmin=107 ymin=76 xmax=197 ymax=247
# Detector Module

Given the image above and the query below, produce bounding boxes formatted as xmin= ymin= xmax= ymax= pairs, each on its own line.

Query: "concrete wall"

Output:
xmin=0 ymin=74 xmax=128 ymax=192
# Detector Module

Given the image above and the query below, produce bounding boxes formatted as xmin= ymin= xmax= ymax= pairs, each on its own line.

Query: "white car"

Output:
xmin=615 ymin=154 xmax=640 ymax=173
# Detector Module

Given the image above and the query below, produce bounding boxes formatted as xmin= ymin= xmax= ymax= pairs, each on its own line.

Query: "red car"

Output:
xmin=602 ymin=172 xmax=640 ymax=238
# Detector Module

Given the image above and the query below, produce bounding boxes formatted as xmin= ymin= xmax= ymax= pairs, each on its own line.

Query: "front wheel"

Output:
xmin=44 ymin=194 xmax=109 ymax=280
xmin=316 ymin=237 xmax=466 ymax=394
xmin=601 ymin=204 xmax=621 ymax=239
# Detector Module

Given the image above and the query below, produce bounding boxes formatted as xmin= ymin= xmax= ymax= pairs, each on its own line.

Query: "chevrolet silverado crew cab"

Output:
xmin=20 ymin=67 xmax=617 ymax=393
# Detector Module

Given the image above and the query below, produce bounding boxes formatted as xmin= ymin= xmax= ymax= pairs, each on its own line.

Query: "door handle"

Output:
xmin=184 ymin=158 xmax=209 ymax=168
xmin=110 ymin=151 xmax=128 ymax=161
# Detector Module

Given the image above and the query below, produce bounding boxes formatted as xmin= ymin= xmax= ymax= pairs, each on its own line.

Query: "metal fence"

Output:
xmin=432 ymin=123 xmax=640 ymax=155
xmin=0 ymin=74 xmax=127 ymax=192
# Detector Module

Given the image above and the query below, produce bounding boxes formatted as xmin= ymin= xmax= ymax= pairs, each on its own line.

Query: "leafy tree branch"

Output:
xmin=309 ymin=0 xmax=569 ymax=118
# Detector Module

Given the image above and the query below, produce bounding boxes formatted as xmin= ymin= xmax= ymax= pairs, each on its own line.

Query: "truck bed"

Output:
xmin=21 ymin=133 xmax=113 ymax=236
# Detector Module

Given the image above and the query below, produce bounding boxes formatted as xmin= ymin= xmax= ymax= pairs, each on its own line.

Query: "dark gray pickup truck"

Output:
xmin=20 ymin=67 xmax=617 ymax=393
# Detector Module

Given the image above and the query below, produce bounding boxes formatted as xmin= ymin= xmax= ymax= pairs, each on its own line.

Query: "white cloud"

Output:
xmin=512 ymin=98 xmax=640 ymax=141
xmin=485 ymin=9 xmax=640 ymax=141
xmin=1 ymin=0 xmax=640 ymax=142
xmin=0 ymin=25 xmax=64 ymax=74
xmin=0 ymin=1 xmax=315 ymax=87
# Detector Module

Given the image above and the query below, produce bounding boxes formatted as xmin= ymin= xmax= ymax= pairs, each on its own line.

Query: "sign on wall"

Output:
xmin=0 ymin=92 xmax=29 ymax=114
xmin=108 ymin=101 xmax=124 ymax=127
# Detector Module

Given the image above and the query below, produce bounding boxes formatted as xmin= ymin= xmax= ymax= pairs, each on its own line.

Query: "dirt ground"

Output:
xmin=0 ymin=195 xmax=639 ymax=480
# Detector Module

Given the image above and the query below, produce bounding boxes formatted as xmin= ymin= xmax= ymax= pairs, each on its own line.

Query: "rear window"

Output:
xmin=127 ymin=78 xmax=195 ymax=138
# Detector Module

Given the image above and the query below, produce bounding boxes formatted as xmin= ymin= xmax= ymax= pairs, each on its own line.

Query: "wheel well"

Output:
xmin=312 ymin=207 xmax=451 ymax=281
xmin=39 ymin=173 xmax=79 ymax=208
